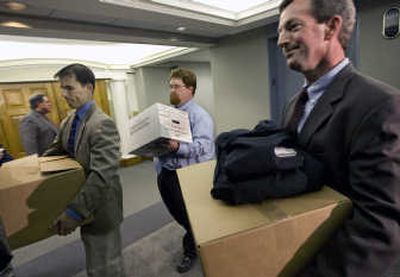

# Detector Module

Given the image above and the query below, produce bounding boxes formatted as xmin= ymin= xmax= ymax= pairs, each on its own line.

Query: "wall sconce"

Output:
xmin=382 ymin=7 xmax=400 ymax=39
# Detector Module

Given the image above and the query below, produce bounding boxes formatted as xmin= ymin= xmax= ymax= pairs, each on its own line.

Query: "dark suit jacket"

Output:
xmin=0 ymin=144 xmax=12 ymax=165
xmin=283 ymin=64 xmax=400 ymax=277
xmin=44 ymin=104 xmax=123 ymax=235
xmin=20 ymin=111 xmax=58 ymax=156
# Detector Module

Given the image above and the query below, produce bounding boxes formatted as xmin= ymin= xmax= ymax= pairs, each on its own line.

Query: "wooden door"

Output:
xmin=0 ymin=80 xmax=111 ymax=158
xmin=0 ymin=83 xmax=58 ymax=158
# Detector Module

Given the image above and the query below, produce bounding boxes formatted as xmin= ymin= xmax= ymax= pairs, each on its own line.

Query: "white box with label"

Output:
xmin=128 ymin=103 xmax=192 ymax=156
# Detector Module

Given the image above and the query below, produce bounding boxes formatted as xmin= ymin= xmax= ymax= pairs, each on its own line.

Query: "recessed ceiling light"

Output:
xmin=176 ymin=26 xmax=186 ymax=32
xmin=4 ymin=2 xmax=27 ymax=11
xmin=0 ymin=21 xmax=31 ymax=29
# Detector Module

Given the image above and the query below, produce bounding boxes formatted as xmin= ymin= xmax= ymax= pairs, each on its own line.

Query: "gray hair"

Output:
xmin=279 ymin=0 xmax=356 ymax=49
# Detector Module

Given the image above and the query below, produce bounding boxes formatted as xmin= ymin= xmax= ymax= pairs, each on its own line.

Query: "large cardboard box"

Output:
xmin=0 ymin=155 xmax=85 ymax=249
xmin=177 ymin=161 xmax=352 ymax=277
xmin=128 ymin=103 xmax=192 ymax=156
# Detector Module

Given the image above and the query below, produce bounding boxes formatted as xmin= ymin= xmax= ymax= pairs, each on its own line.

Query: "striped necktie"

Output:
xmin=67 ymin=115 xmax=79 ymax=157
xmin=287 ymin=89 xmax=309 ymax=134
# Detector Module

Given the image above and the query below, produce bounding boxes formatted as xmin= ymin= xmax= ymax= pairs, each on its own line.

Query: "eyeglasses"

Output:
xmin=169 ymin=84 xmax=186 ymax=90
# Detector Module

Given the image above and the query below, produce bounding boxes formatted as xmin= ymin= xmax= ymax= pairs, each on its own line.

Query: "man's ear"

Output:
xmin=86 ymin=83 xmax=94 ymax=94
xmin=188 ymin=86 xmax=194 ymax=96
xmin=325 ymin=15 xmax=342 ymax=40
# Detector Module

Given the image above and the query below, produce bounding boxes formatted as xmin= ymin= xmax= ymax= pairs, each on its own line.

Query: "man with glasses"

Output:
xmin=154 ymin=68 xmax=215 ymax=273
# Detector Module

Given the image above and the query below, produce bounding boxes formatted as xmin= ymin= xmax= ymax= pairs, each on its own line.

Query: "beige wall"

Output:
xmin=210 ymin=27 xmax=272 ymax=134
xmin=133 ymin=63 xmax=214 ymax=117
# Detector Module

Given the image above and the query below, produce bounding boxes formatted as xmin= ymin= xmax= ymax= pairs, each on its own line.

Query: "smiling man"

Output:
xmin=278 ymin=0 xmax=400 ymax=276
xmin=44 ymin=63 xmax=125 ymax=277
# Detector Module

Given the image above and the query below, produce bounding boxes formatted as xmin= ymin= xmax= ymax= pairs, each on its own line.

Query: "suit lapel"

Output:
xmin=283 ymin=94 xmax=300 ymax=128
xmin=298 ymin=65 xmax=355 ymax=146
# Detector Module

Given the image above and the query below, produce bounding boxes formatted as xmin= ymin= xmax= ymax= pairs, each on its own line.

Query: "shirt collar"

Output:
xmin=306 ymin=58 xmax=350 ymax=95
xmin=176 ymin=99 xmax=194 ymax=110
xmin=76 ymin=101 xmax=94 ymax=120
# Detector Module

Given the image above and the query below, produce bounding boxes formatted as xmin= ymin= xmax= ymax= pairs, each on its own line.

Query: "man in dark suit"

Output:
xmin=44 ymin=64 xmax=125 ymax=277
xmin=20 ymin=93 xmax=58 ymax=156
xmin=278 ymin=0 xmax=400 ymax=276
xmin=0 ymin=146 xmax=15 ymax=277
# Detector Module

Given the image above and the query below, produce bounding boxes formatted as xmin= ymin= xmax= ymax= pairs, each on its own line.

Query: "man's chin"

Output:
xmin=170 ymin=99 xmax=180 ymax=105
xmin=288 ymin=60 xmax=303 ymax=72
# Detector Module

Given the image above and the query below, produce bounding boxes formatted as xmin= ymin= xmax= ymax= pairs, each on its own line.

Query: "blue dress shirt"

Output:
xmin=66 ymin=100 xmax=94 ymax=221
xmin=297 ymin=58 xmax=350 ymax=132
xmin=155 ymin=99 xmax=215 ymax=174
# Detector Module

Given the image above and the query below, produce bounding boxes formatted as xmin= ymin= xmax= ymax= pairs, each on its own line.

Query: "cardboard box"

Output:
xmin=0 ymin=155 xmax=85 ymax=249
xmin=128 ymin=103 xmax=192 ymax=156
xmin=177 ymin=161 xmax=352 ymax=277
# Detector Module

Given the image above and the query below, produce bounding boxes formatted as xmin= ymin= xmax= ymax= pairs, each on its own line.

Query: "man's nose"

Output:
xmin=277 ymin=30 xmax=289 ymax=49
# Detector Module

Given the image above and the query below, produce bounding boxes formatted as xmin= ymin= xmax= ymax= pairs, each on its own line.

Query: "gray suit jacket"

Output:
xmin=19 ymin=111 xmax=58 ymax=156
xmin=44 ymin=103 xmax=123 ymax=234
xmin=284 ymin=64 xmax=400 ymax=277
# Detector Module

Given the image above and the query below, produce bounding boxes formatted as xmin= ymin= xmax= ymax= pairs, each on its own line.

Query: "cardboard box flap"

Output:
xmin=1 ymin=154 xmax=39 ymax=168
xmin=0 ymin=155 xmax=42 ymax=189
xmin=177 ymin=160 xmax=349 ymax=245
xmin=39 ymin=156 xmax=81 ymax=173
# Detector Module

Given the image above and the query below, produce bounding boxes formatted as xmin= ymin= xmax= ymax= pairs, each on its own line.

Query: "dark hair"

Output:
xmin=279 ymin=0 xmax=356 ymax=49
xmin=29 ymin=93 xmax=45 ymax=110
xmin=170 ymin=68 xmax=197 ymax=95
xmin=54 ymin=63 xmax=96 ymax=90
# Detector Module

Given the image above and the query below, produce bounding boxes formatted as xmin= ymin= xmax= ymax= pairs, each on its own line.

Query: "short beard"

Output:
xmin=170 ymin=95 xmax=180 ymax=105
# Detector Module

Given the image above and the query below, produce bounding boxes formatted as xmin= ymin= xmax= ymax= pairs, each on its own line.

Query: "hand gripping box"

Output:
xmin=128 ymin=103 xmax=192 ymax=156
xmin=177 ymin=160 xmax=352 ymax=277
xmin=0 ymin=155 xmax=84 ymax=249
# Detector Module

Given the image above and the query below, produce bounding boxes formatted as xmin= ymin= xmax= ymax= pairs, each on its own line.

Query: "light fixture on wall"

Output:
xmin=0 ymin=21 xmax=31 ymax=29
xmin=382 ymin=7 xmax=400 ymax=39
xmin=4 ymin=1 xmax=27 ymax=11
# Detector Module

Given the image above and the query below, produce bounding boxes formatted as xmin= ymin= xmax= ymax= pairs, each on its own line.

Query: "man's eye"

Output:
xmin=289 ymin=23 xmax=301 ymax=31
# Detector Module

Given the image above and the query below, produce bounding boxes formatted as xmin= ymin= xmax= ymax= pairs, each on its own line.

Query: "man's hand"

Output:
xmin=51 ymin=212 xmax=80 ymax=236
xmin=167 ymin=139 xmax=180 ymax=152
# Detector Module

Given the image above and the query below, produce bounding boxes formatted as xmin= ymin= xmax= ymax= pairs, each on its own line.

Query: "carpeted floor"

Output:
xmin=14 ymin=201 xmax=205 ymax=277
xmin=73 ymin=223 xmax=204 ymax=277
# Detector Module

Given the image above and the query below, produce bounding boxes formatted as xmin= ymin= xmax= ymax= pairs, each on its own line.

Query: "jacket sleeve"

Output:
xmin=20 ymin=117 xmax=39 ymax=155
xmin=299 ymin=97 xmax=400 ymax=277
xmin=67 ymin=118 xmax=121 ymax=219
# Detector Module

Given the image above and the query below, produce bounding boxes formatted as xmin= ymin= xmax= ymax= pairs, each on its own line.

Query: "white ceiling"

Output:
xmin=0 ymin=34 xmax=192 ymax=68
xmin=0 ymin=0 xmax=281 ymax=66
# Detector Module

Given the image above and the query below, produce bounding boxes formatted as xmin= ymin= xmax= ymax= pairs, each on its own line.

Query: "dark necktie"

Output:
xmin=67 ymin=115 xmax=79 ymax=157
xmin=287 ymin=89 xmax=309 ymax=134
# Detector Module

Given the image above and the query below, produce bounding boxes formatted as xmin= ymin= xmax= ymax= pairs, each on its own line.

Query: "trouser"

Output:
xmin=157 ymin=168 xmax=197 ymax=258
xmin=81 ymin=225 xmax=125 ymax=277
xmin=0 ymin=222 xmax=12 ymax=271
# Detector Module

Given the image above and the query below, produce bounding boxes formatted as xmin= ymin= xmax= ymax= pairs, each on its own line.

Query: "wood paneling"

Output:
xmin=0 ymin=80 xmax=110 ymax=158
